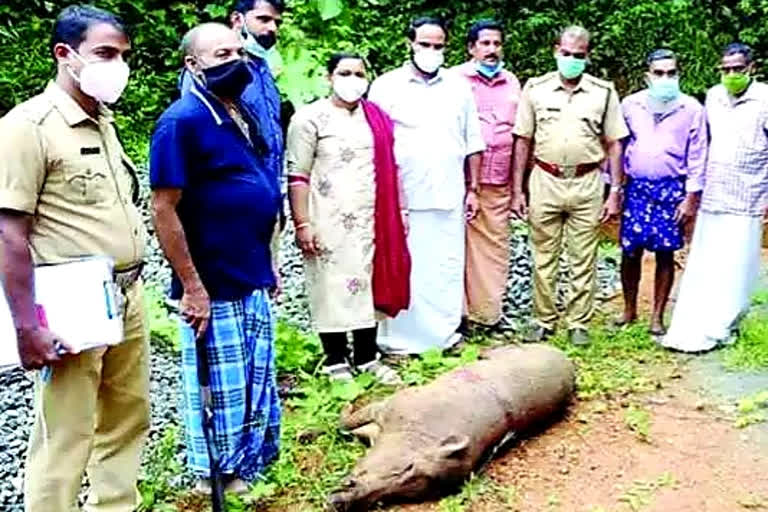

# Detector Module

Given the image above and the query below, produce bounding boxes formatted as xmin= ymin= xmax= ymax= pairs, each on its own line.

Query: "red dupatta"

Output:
xmin=361 ymin=100 xmax=411 ymax=317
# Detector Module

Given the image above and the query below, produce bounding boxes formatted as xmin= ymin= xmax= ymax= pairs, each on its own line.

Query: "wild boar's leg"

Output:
xmin=340 ymin=400 xmax=388 ymax=431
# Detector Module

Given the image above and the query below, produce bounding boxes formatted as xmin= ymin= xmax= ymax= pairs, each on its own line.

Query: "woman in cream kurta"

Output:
xmin=288 ymin=98 xmax=376 ymax=330
xmin=285 ymin=53 xmax=402 ymax=384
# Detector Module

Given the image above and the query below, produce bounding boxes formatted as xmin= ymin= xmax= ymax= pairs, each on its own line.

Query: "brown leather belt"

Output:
xmin=114 ymin=262 xmax=144 ymax=291
xmin=535 ymin=158 xmax=601 ymax=178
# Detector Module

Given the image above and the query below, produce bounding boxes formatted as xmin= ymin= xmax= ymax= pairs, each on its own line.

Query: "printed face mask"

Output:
xmin=66 ymin=46 xmax=130 ymax=104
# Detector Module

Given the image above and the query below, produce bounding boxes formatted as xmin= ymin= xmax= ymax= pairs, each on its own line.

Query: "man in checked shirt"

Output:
xmin=663 ymin=43 xmax=768 ymax=353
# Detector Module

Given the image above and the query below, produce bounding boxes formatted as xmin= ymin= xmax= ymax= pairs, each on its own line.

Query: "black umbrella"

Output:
xmin=195 ymin=328 xmax=226 ymax=512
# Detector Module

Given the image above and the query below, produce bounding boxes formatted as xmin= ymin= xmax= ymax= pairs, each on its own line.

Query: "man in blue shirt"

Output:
xmin=150 ymin=22 xmax=281 ymax=494
xmin=180 ymin=0 xmax=286 ymax=223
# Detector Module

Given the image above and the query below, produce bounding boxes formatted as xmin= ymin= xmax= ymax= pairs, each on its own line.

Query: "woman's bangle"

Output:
xmin=295 ymin=222 xmax=311 ymax=230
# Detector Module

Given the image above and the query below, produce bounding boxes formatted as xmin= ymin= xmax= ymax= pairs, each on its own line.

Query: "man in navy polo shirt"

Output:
xmin=150 ymin=22 xmax=281 ymax=494
xmin=180 ymin=0 xmax=287 ymax=265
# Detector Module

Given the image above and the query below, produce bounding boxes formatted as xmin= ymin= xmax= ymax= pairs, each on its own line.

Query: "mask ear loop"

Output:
xmin=63 ymin=44 xmax=88 ymax=83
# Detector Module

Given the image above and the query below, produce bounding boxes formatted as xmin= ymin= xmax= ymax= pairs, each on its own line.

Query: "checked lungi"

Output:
xmin=180 ymin=288 xmax=281 ymax=481
xmin=620 ymin=176 xmax=686 ymax=254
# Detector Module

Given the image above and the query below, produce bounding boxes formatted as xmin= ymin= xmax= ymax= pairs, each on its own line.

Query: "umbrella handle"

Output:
xmin=195 ymin=327 xmax=227 ymax=512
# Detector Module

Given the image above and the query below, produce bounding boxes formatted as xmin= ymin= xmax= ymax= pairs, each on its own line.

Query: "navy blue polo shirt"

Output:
xmin=149 ymin=83 xmax=280 ymax=301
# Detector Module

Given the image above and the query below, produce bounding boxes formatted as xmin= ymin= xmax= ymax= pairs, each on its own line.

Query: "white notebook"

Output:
xmin=0 ymin=257 xmax=124 ymax=371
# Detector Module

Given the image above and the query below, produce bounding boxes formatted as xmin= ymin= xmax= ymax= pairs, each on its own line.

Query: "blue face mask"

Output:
xmin=476 ymin=60 xmax=504 ymax=79
xmin=648 ymin=77 xmax=680 ymax=103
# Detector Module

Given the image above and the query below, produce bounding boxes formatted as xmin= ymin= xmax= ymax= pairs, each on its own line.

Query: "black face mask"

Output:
xmin=202 ymin=58 xmax=252 ymax=99
xmin=255 ymin=32 xmax=277 ymax=50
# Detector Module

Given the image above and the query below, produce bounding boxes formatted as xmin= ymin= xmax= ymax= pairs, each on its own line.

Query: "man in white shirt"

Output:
xmin=368 ymin=16 xmax=485 ymax=353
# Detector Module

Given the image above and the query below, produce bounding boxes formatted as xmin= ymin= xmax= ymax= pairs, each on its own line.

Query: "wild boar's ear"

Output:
xmin=438 ymin=434 xmax=470 ymax=460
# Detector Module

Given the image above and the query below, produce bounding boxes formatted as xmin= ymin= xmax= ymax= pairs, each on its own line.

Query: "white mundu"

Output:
xmin=0 ymin=257 xmax=123 ymax=371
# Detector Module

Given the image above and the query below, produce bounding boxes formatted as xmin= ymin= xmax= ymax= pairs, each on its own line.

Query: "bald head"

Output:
xmin=182 ymin=22 xmax=244 ymax=71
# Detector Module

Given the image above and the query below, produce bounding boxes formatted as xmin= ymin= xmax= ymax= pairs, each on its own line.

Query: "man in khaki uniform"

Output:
xmin=510 ymin=25 xmax=628 ymax=345
xmin=0 ymin=6 xmax=149 ymax=511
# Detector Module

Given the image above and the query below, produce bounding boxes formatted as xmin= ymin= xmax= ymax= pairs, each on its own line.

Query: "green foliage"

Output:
xmin=624 ymin=404 xmax=652 ymax=442
xmin=551 ymin=321 xmax=671 ymax=400
xmin=144 ymin=284 xmax=179 ymax=353
xmin=722 ymin=309 xmax=768 ymax=370
xmin=138 ymin=425 xmax=184 ymax=511
xmin=274 ymin=320 xmax=323 ymax=375
xmin=4 ymin=0 xmax=768 ymax=164
xmin=438 ymin=475 xmax=518 ymax=512
xmin=618 ymin=472 xmax=678 ymax=512
xmin=734 ymin=390 xmax=768 ymax=428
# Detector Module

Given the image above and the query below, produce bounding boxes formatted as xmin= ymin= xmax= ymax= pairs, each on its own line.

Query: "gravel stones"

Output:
xmin=0 ymin=347 xmax=183 ymax=510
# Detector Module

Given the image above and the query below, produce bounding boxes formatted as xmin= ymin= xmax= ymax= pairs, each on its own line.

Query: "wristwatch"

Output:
xmin=610 ymin=184 xmax=623 ymax=193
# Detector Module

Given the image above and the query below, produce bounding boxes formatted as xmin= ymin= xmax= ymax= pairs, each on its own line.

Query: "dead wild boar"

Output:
xmin=328 ymin=343 xmax=575 ymax=511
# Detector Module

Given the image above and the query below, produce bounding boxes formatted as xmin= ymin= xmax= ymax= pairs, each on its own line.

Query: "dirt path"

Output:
xmin=392 ymin=254 xmax=768 ymax=512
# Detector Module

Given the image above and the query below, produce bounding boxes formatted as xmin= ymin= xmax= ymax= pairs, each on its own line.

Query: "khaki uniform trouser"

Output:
xmin=529 ymin=167 xmax=602 ymax=330
xmin=24 ymin=280 xmax=150 ymax=512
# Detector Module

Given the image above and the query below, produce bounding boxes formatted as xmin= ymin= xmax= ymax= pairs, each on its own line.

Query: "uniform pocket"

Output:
xmin=580 ymin=115 xmax=602 ymax=137
xmin=63 ymin=159 xmax=110 ymax=205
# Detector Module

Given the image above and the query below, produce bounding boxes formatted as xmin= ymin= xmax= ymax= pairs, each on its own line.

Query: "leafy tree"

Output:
xmin=0 ymin=0 xmax=764 ymax=162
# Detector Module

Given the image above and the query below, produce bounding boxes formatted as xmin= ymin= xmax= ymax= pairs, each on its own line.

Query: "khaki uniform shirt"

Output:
xmin=0 ymin=82 xmax=145 ymax=269
xmin=513 ymin=72 xmax=628 ymax=169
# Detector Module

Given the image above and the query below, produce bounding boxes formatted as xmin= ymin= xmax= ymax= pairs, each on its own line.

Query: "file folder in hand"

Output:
xmin=0 ymin=257 xmax=124 ymax=371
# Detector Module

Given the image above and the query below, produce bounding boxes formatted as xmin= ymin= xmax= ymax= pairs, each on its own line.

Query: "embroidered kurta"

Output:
xmin=286 ymin=98 xmax=377 ymax=332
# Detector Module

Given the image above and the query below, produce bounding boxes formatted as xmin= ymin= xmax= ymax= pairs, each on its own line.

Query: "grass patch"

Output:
xmin=624 ymin=404 xmax=652 ymax=442
xmin=617 ymin=472 xmax=678 ymax=511
xmin=734 ymin=390 xmax=768 ymax=429
xmin=550 ymin=320 xmax=671 ymax=400
xmin=722 ymin=309 xmax=768 ymax=371
xmin=138 ymin=425 xmax=184 ymax=511
xmin=437 ymin=475 xmax=519 ymax=512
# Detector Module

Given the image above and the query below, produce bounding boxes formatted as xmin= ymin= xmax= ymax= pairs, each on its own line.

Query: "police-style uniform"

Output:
xmin=513 ymin=72 xmax=629 ymax=330
xmin=0 ymin=82 xmax=149 ymax=512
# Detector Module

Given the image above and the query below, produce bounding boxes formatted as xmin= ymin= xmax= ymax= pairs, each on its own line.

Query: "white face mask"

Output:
xmin=333 ymin=76 xmax=369 ymax=103
xmin=66 ymin=46 xmax=130 ymax=104
xmin=413 ymin=48 xmax=444 ymax=74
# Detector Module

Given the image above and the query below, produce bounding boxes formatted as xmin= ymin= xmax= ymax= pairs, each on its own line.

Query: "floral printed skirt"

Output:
xmin=620 ymin=176 xmax=686 ymax=254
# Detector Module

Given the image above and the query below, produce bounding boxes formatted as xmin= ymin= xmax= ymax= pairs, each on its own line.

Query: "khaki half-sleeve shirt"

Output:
xmin=0 ymin=82 xmax=145 ymax=268
xmin=513 ymin=72 xmax=628 ymax=167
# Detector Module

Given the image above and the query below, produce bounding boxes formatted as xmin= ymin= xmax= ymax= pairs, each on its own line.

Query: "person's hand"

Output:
xmin=16 ymin=326 xmax=71 ymax=370
xmin=465 ymin=191 xmax=479 ymax=221
xmin=509 ymin=193 xmax=528 ymax=220
xmin=674 ymin=194 xmax=699 ymax=225
xmin=600 ymin=191 xmax=622 ymax=224
xmin=401 ymin=210 xmax=410 ymax=237
xmin=181 ymin=285 xmax=210 ymax=339
xmin=296 ymin=224 xmax=319 ymax=256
